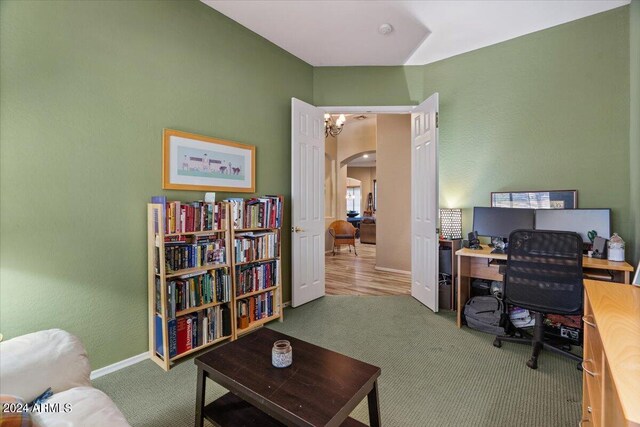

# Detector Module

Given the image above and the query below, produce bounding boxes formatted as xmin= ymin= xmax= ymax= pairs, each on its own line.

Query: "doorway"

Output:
xmin=324 ymin=113 xmax=411 ymax=296
xmin=291 ymin=97 xmax=440 ymax=311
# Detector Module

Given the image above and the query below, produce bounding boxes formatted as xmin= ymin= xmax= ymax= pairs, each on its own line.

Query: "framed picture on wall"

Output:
xmin=162 ymin=129 xmax=255 ymax=192
xmin=491 ymin=190 xmax=577 ymax=209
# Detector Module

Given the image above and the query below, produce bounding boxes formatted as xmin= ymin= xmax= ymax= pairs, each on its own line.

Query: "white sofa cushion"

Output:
xmin=30 ymin=387 xmax=130 ymax=427
xmin=0 ymin=329 xmax=91 ymax=402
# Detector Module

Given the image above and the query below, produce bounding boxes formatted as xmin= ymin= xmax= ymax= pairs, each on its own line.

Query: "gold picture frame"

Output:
xmin=162 ymin=129 xmax=255 ymax=193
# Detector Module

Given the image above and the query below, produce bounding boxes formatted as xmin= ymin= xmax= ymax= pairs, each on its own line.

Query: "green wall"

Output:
xmin=315 ymin=8 xmax=632 ymax=246
xmin=630 ymin=0 xmax=640 ymax=263
xmin=0 ymin=0 xmax=312 ymax=368
xmin=314 ymin=66 xmax=424 ymax=106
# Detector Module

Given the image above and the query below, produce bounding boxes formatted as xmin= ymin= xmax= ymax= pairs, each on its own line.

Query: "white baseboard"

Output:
xmin=90 ymin=352 xmax=148 ymax=380
xmin=374 ymin=266 xmax=411 ymax=275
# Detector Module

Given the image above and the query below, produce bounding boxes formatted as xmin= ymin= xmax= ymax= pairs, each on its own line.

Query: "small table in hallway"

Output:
xmin=194 ymin=328 xmax=382 ymax=426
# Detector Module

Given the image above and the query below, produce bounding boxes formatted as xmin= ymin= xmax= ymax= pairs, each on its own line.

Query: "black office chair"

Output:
xmin=493 ymin=229 xmax=584 ymax=369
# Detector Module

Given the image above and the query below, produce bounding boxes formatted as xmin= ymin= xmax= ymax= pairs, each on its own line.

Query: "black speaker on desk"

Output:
xmin=467 ymin=231 xmax=481 ymax=250
xmin=592 ymin=236 xmax=608 ymax=259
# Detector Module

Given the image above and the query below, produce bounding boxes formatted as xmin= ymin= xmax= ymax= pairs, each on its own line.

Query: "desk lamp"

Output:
xmin=440 ymin=209 xmax=462 ymax=240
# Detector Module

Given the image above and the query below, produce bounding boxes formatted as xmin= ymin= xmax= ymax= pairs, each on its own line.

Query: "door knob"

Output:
xmin=293 ymin=226 xmax=304 ymax=233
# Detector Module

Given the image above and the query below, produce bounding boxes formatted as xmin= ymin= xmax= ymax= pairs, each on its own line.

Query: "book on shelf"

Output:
xmin=150 ymin=198 xmax=226 ymax=234
xmin=235 ymin=260 xmax=279 ymax=296
xmin=233 ymin=231 xmax=279 ymax=264
xmin=155 ymin=315 xmax=177 ymax=358
xmin=161 ymin=237 xmax=226 ymax=273
xmin=173 ymin=305 xmax=231 ymax=357
xmin=236 ymin=290 xmax=275 ymax=327
xmin=224 ymin=195 xmax=283 ymax=229
xmin=151 ymin=196 xmax=167 ymax=234
xmin=156 ymin=269 xmax=231 ymax=317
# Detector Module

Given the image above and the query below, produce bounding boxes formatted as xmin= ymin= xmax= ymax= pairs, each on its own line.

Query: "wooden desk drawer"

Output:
xmin=469 ymin=258 xmax=503 ymax=281
xmin=583 ymin=312 xmax=604 ymax=427
xmin=583 ymin=361 xmax=602 ymax=427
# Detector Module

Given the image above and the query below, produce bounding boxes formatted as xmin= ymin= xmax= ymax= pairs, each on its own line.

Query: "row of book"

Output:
xmin=235 ymin=260 xmax=279 ymax=297
xmin=155 ymin=305 xmax=232 ymax=358
xmin=155 ymin=269 xmax=232 ymax=318
xmin=233 ymin=231 xmax=279 ymax=264
xmin=164 ymin=237 xmax=226 ymax=272
xmin=225 ymin=195 xmax=283 ymax=230
xmin=236 ymin=291 xmax=275 ymax=326
xmin=151 ymin=197 xmax=226 ymax=234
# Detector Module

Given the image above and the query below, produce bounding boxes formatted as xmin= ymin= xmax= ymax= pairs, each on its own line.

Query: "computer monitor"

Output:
xmin=534 ymin=209 xmax=610 ymax=242
xmin=472 ymin=207 xmax=535 ymax=241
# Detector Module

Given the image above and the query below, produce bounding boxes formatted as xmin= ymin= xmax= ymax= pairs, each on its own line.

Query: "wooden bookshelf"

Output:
xmin=163 ymin=263 xmax=229 ymax=279
xmin=228 ymin=196 xmax=284 ymax=339
xmin=169 ymin=335 xmax=232 ymax=362
xmin=148 ymin=201 xmax=235 ymax=371
xmin=234 ymin=257 xmax=279 ymax=267
xmin=236 ymin=313 xmax=282 ymax=337
xmin=148 ymin=196 xmax=285 ymax=370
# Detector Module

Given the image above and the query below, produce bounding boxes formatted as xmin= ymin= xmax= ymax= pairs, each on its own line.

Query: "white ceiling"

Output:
xmin=348 ymin=152 xmax=376 ymax=168
xmin=203 ymin=0 xmax=629 ymax=66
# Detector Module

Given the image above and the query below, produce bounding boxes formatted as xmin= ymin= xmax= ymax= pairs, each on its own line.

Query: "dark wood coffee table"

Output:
xmin=194 ymin=328 xmax=381 ymax=427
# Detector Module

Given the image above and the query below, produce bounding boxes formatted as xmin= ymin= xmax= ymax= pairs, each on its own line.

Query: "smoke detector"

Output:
xmin=378 ymin=23 xmax=394 ymax=36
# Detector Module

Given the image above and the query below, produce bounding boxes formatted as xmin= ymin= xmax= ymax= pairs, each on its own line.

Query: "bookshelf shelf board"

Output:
xmin=175 ymin=300 xmax=231 ymax=317
xmin=165 ymin=229 xmax=227 ymax=237
xmin=162 ymin=264 xmax=229 ymax=278
xmin=236 ymin=313 xmax=281 ymax=336
xmin=235 ymin=285 xmax=279 ymax=300
xmin=234 ymin=257 xmax=280 ymax=267
xmin=233 ymin=227 xmax=280 ymax=232
xmin=169 ymin=335 xmax=232 ymax=362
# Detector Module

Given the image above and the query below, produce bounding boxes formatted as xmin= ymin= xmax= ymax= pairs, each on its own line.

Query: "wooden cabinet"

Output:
xmin=438 ymin=239 xmax=461 ymax=310
xmin=581 ymin=280 xmax=640 ymax=427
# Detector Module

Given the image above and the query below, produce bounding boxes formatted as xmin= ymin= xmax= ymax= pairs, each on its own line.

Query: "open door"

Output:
xmin=411 ymin=93 xmax=439 ymax=312
xmin=291 ymin=98 xmax=325 ymax=307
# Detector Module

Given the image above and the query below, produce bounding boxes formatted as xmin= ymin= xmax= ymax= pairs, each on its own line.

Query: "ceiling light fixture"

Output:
xmin=363 ymin=154 xmax=369 ymax=158
xmin=378 ymin=23 xmax=394 ymax=36
xmin=325 ymin=113 xmax=346 ymax=137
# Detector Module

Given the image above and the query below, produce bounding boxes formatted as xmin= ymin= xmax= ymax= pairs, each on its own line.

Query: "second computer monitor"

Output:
xmin=473 ymin=207 xmax=535 ymax=239
xmin=534 ymin=208 xmax=610 ymax=242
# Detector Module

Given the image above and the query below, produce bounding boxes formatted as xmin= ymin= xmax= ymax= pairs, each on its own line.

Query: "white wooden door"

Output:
xmin=291 ymin=98 xmax=325 ymax=307
xmin=411 ymin=93 xmax=440 ymax=312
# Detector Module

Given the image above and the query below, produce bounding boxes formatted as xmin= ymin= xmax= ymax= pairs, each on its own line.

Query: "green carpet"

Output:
xmin=94 ymin=296 xmax=582 ymax=426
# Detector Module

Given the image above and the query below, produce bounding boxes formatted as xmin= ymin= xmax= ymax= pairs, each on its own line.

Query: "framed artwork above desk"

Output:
xmin=491 ymin=190 xmax=577 ymax=209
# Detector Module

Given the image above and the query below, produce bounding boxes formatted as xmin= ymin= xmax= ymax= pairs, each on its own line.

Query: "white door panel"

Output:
xmin=291 ymin=98 xmax=325 ymax=307
xmin=411 ymin=94 xmax=439 ymax=312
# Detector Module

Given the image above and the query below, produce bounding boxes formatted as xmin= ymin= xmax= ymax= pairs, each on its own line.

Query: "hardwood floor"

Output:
xmin=325 ymin=241 xmax=411 ymax=296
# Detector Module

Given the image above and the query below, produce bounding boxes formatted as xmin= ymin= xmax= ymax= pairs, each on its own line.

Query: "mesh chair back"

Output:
xmin=504 ymin=229 xmax=583 ymax=315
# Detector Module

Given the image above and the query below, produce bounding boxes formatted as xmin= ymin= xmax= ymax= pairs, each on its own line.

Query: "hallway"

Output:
xmin=325 ymin=242 xmax=411 ymax=296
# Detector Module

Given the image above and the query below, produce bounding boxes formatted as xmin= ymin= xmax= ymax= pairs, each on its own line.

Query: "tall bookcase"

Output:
xmin=148 ymin=196 xmax=284 ymax=371
xmin=148 ymin=201 xmax=234 ymax=371
xmin=227 ymin=196 xmax=284 ymax=338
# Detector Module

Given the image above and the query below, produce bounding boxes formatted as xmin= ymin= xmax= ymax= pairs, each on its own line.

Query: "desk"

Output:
xmin=582 ymin=280 xmax=640 ymax=426
xmin=455 ymin=246 xmax=635 ymax=328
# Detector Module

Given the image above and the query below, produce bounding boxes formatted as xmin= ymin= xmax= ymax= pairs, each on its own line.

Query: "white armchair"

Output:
xmin=0 ymin=329 xmax=130 ymax=427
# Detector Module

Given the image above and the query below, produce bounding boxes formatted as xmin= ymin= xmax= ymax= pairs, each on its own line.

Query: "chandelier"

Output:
xmin=324 ymin=113 xmax=346 ymax=137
